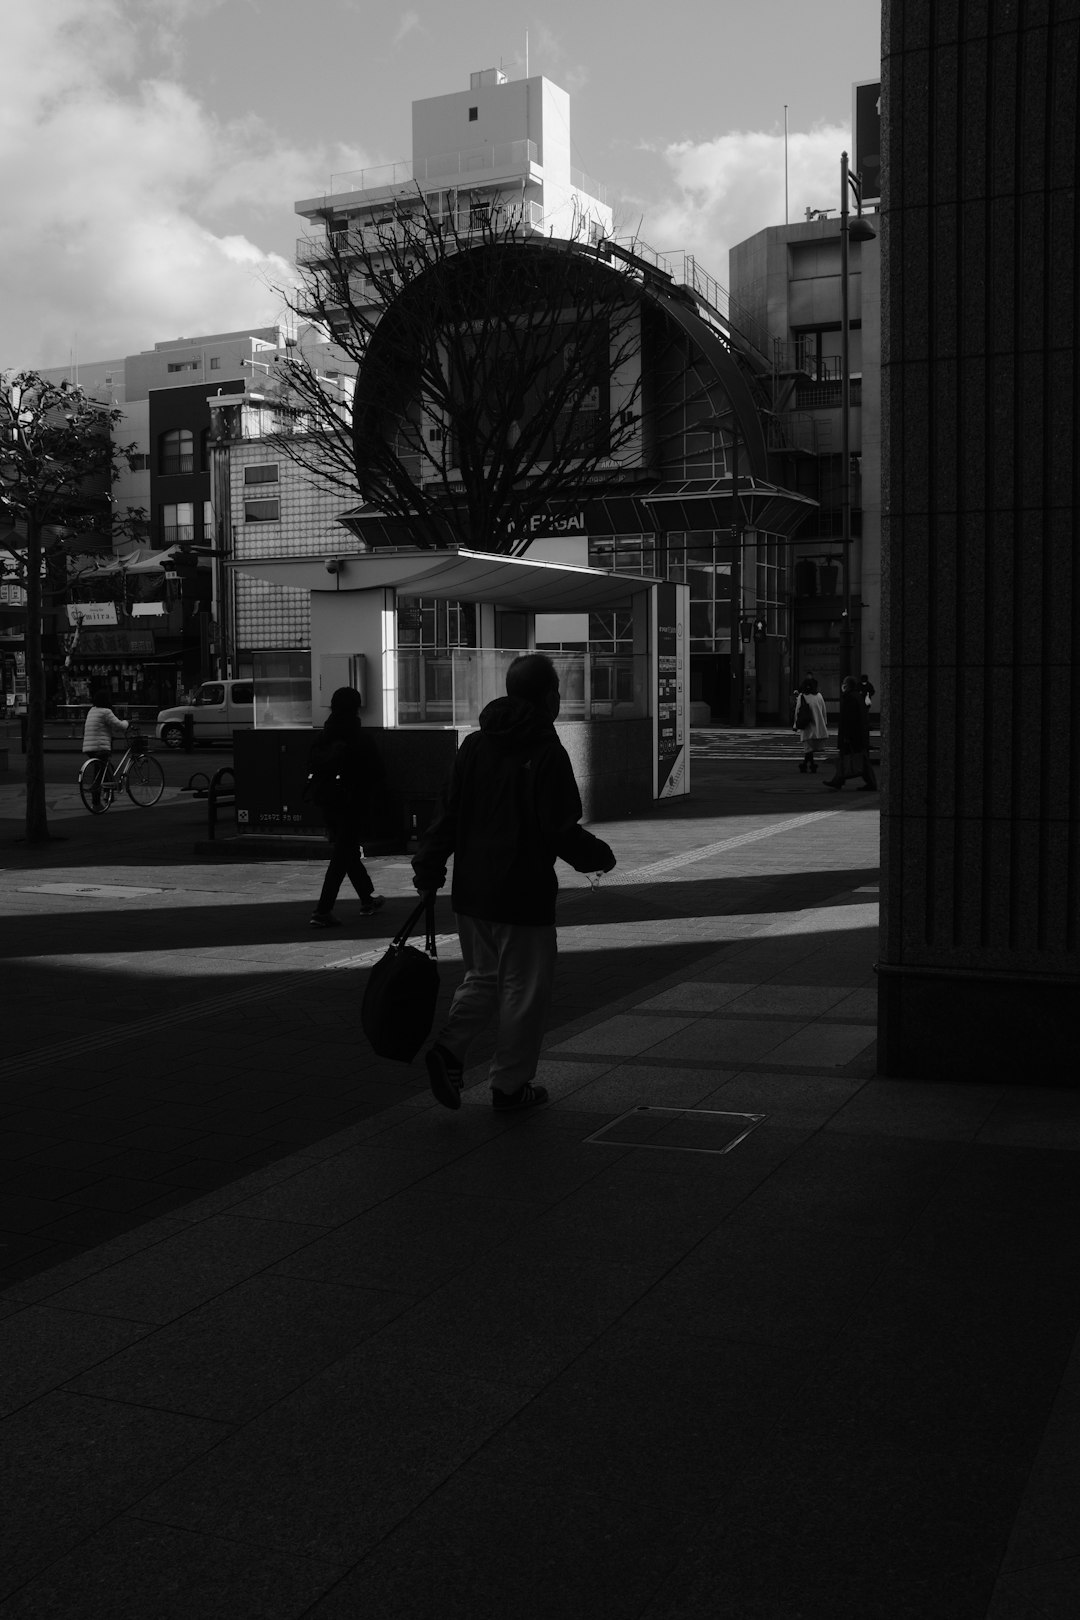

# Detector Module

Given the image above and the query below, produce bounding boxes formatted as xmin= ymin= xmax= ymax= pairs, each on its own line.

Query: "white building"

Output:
xmin=294 ymin=68 xmax=612 ymax=266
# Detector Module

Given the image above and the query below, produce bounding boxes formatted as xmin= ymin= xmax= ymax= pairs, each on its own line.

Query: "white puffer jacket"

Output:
xmin=82 ymin=705 xmax=128 ymax=752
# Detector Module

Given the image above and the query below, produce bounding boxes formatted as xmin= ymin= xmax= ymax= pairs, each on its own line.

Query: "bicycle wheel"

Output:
xmin=78 ymin=758 xmax=114 ymax=814
xmin=125 ymin=754 xmax=166 ymax=806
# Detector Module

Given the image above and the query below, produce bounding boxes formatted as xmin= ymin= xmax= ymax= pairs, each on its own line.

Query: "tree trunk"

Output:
xmin=23 ymin=514 xmax=50 ymax=844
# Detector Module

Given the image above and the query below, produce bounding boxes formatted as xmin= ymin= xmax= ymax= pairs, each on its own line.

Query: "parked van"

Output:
xmin=156 ymin=679 xmax=255 ymax=749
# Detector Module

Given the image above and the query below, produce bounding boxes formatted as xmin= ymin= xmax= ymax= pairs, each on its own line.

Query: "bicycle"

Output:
xmin=78 ymin=731 xmax=166 ymax=814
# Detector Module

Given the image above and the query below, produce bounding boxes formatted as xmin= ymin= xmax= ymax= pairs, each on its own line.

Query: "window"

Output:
xmin=210 ymin=357 xmax=220 ymax=370
xmin=203 ymin=500 xmax=214 ymax=539
xmin=244 ymin=498 xmax=280 ymax=522
xmin=468 ymin=106 xmax=478 ymax=121
xmin=469 ymin=203 xmax=491 ymax=229
xmin=159 ymin=428 xmax=194 ymax=475
xmin=127 ymin=452 xmax=150 ymax=471
xmin=166 ymin=361 xmax=198 ymax=373
xmin=194 ymin=684 xmax=224 ymax=706
xmin=161 ymin=503 xmax=195 ymax=544
xmin=244 ymin=463 xmax=279 ymax=485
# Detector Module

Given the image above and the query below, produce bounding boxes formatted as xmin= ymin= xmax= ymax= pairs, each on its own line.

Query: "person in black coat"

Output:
xmin=824 ymin=675 xmax=877 ymax=790
xmin=309 ymin=687 xmax=386 ymax=926
xmin=412 ymin=653 xmax=615 ymax=1113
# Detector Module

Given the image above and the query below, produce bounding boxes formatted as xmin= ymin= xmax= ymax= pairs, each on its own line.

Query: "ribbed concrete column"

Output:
xmin=879 ymin=0 xmax=1079 ymax=1081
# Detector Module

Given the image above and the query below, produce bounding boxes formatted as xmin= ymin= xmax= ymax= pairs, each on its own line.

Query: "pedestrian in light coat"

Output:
xmin=793 ymin=675 xmax=829 ymax=773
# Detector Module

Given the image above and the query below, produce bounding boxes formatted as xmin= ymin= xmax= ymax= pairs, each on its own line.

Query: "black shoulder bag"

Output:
xmin=360 ymin=894 xmax=439 ymax=1062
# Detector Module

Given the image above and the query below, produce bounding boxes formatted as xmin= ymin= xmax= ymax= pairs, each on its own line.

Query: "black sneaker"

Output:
xmin=359 ymin=895 xmax=385 ymax=916
xmin=310 ymin=912 xmax=341 ymax=928
xmin=492 ymin=1082 xmax=549 ymax=1113
xmin=426 ymin=1043 xmax=464 ymax=1110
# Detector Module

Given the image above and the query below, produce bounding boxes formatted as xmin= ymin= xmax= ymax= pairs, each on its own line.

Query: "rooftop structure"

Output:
xmin=295 ymin=71 xmax=612 ymax=263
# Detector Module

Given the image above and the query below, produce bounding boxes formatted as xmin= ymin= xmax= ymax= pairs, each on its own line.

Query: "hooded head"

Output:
xmin=329 ymin=687 xmax=363 ymax=720
xmin=505 ymin=653 xmax=560 ymax=719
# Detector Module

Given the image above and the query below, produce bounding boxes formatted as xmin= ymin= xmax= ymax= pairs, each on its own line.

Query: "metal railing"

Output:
xmin=609 ymin=239 xmax=774 ymax=365
xmin=297 ymin=199 xmax=546 ymax=264
xmin=327 ymin=140 xmax=539 ymax=197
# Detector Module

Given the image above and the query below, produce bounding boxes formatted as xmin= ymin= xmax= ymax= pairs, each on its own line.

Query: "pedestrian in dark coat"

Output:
xmin=824 ymin=676 xmax=877 ymax=790
xmin=309 ymin=687 xmax=386 ymax=926
xmin=412 ymin=653 xmax=615 ymax=1112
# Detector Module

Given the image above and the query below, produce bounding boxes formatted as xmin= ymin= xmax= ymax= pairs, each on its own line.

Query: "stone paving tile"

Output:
xmin=640 ymin=1016 xmax=805 ymax=1064
xmin=827 ymin=1077 xmax=1006 ymax=1140
xmin=0 ymin=1518 xmax=344 ymax=1620
xmin=300 ymin=1468 xmax=705 ymax=1620
xmin=828 ymin=986 xmax=879 ymax=1019
xmin=0 ymin=1392 xmax=229 ymax=1603
xmin=462 ymin=1321 xmax=806 ymax=1511
xmin=698 ymin=1069 xmax=866 ymax=1128
xmin=717 ymin=1130 xmax=960 ymax=1237
xmin=0 ymin=1303 xmax=153 ymax=1419
xmin=759 ymin=1020 xmax=877 ymax=1067
xmin=131 ymin=1349 xmax=531 ymax=1566
xmin=64 ymin=1273 xmax=416 ymax=1424
xmin=38 ymin=1213 xmax=331 ymax=1325
xmin=633 ymin=981 xmax=752 ymax=1012
xmin=545 ymin=1012 xmax=700 ymax=1057
xmin=720 ymin=983 xmax=852 ymax=1016
xmin=976 ymin=1088 xmax=1080 ymax=1150
xmin=553 ymin=1062 xmax=740 ymax=1113
xmin=266 ymin=1188 xmax=545 ymax=1298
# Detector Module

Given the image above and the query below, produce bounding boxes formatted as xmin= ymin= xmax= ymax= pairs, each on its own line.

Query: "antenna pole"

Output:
xmin=525 ymin=30 xmax=529 ymax=77
xmin=784 ymin=105 xmax=789 ymax=224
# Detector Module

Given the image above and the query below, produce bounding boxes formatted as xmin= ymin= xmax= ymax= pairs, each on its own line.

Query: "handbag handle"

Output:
xmin=392 ymin=893 xmax=438 ymax=958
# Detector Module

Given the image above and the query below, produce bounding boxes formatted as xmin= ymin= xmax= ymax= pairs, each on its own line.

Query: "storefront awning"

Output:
xmin=231 ymin=547 xmax=651 ymax=610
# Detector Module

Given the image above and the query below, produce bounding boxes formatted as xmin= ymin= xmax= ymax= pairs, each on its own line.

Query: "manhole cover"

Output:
xmin=584 ymin=1106 xmax=766 ymax=1155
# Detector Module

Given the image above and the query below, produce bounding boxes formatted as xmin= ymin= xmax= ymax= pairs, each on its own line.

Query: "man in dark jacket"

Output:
xmin=412 ymin=653 xmax=616 ymax=1112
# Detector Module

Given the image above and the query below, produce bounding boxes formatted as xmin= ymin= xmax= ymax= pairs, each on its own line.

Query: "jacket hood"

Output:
xmin=478 ymin=696 xmax=555 ymax=750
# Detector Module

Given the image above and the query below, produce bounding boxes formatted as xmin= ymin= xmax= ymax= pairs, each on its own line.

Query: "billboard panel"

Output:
xmin=652 ymin=580 xmax=690 ymax=800
xmin=853 ymin=80 xmax=881 ymax=204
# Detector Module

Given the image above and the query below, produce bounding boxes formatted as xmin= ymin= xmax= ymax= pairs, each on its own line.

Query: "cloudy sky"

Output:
xmin=1 ymin=0 xmax=879 ymax=370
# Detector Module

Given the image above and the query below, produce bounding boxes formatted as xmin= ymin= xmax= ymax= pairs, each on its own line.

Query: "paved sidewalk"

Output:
xmin=0 ymin=757 xmax=1077 ymax=1618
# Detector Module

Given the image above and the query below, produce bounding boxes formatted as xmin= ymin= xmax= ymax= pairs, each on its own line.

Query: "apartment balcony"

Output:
xmin=296 ymin=141 xmax=541 ymax=216
xmin=795 ymin=377 xmax=863 ymax=410
xmin=296 ymin=198 xmax=546 ymax=265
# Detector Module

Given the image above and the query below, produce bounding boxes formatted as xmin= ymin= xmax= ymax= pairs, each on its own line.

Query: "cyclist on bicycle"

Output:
xmin=82 ymin=690 xmax=129 ymax=809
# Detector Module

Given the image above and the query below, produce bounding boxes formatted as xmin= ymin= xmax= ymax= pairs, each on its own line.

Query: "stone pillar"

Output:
xmin=878 ymin=0 xmax=1079 ymax=1082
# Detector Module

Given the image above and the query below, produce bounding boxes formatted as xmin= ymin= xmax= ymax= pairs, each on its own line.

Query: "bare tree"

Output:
xmin=0 ymin=373 xmax=133 ymax=843
xmin=269 ymin=197 xmax=650 ymax=554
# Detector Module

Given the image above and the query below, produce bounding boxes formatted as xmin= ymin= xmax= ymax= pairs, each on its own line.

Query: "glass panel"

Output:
xmin=251 ymin=650 xmax=312 ymax=727
xmin=394 ymin=650 xmax=648 ymax=726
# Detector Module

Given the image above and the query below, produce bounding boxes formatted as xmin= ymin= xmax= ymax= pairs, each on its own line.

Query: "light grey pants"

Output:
xmin=439 ymin=915 xmax=557 ymax=1095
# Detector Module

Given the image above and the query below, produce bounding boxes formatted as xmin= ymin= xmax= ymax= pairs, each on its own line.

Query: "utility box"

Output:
xmin=231 ymin=725 xmax=461 ymax=850
xmin=233 ymin=729 xmax=322 ymax=837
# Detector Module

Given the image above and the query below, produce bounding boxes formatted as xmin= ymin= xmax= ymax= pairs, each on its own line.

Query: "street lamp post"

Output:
xmin=839 ymin=151 xmax=876 ymax=683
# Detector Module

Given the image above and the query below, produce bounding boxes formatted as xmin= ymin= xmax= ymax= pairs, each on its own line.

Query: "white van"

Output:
xmin=156 ymin=679 xmax=255 ymax=749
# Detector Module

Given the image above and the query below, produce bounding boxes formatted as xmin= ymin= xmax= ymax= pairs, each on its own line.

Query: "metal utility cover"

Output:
xmin=584 ymin=1106 xmax=766 ymax=1155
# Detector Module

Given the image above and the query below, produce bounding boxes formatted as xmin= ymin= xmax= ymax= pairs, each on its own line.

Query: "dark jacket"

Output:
xmin=837 ymin=689 xmax=871 ymax=755
xmin=308 ymin=718 xmax=385 ymax=825
xmin=412 ymin=696 xmax=614 ymax=926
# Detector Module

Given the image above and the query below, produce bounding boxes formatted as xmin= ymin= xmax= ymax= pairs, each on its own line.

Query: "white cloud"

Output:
xmin=643 ymin=124 xmax=849 ymax=282
xmin=0 ymin=0 xmax=370 ymax=368
xmin=392 ymin=11 xmax=425 ymax=49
